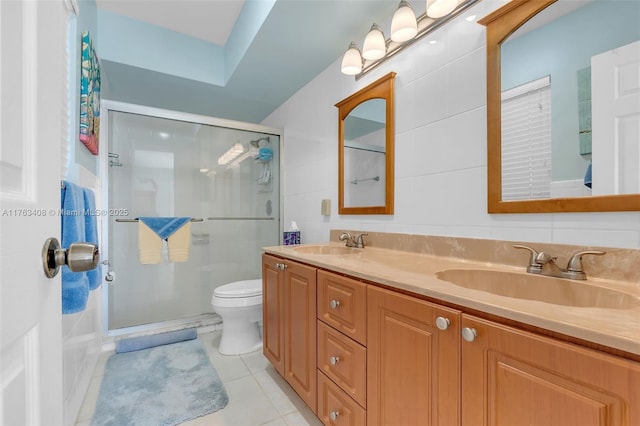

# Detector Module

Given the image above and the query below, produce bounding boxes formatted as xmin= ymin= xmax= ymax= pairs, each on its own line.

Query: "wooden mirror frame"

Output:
xmin=336 ymin=72 xmax=396 ymax=215
xmin=479 ymin=0 xmax=640 ymax=213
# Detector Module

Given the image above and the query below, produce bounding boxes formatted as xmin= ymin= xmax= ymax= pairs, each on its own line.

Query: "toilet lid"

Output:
xmin=214 ymin=279 xmax=262 ymax=298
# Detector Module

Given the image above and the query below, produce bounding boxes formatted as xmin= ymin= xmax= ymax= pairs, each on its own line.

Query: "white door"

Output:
xmin=1 ymin=0 xmax=68 ymax=424
xmin=592 ymin=40 xmax=640 ymax=196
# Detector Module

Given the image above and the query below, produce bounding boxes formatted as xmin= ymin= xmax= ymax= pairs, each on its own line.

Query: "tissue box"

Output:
xmin=283 ymin=231 xmax=300 ymax=245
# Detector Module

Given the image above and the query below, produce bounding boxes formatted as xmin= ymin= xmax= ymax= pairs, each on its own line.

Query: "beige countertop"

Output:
xmin=263 ymin=243 xmax=640 ymax=356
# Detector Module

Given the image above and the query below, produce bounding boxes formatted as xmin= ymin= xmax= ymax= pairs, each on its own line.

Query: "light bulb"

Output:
xmin=341 ymin=42 xmax=363 ymax=75
xmin=362 ymin=23 xmax=386 ymax=60
xmin=426 ymin=0 xmax=457 ymax=18
xmin=391 ymin=1 xmax=418 ymax=42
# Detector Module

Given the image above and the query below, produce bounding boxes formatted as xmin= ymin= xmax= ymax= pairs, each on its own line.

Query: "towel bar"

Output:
xmin=207 ymin=217 xmax=275 ymax=221
xmin=115 ymin=218 xmax=204 ymax=223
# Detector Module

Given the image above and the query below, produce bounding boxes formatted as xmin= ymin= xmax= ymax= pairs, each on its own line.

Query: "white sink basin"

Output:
xmin=436 ymin=269 xmax=640 ymax=309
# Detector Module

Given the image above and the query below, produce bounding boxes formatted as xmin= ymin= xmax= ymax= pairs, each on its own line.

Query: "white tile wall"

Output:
xmin=262 ymin=0 xmax=640 ymax=249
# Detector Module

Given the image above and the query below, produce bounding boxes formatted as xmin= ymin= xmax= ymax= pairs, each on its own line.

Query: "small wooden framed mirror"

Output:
xmin=336 ymin=72 xmax=396 ymax=215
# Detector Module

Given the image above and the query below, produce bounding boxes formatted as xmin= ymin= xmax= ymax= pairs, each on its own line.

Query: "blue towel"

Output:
xmin=584 ymin=161 xmax=592 ymax=188
xmin=83 ymin=187 xmax=101 ymax=290
xmin=138 ymin=217 xmax=191 ymax=240
xmin=61 ymin=181 xmax=90 ymax=314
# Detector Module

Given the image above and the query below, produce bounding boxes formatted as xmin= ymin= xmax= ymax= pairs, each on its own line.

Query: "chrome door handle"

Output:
xmin=42 ymin=237 xmax=99 ymax=278
xmin=329 ymin=299 xmax=341 ymax=309
xmin=329 ymin=356 xmax=340 ymax=365
xmin=329 ymin=411 xmax=339 ymax=421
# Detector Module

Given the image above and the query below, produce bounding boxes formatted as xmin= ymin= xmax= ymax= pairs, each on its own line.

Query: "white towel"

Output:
xmin=167 ymin=222 xmax=191 ymax=262
xmin=138 ymin=221 xmax=163 ymax=264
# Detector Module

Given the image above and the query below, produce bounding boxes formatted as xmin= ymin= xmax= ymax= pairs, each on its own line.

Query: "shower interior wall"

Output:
xmin=106 ymin=108 xmax=280 ymax=331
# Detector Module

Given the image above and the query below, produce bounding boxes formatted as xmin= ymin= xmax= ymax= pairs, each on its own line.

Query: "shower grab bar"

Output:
xmin=207 ymin=217 xmax=275 ymax=221
xmin=115 ymin=218 xmax=204 ymax=223
xmin=350 ymin=175 xmax=380 ymax=185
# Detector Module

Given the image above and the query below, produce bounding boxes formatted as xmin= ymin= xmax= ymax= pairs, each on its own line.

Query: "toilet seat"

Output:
xmin=214 ymin=279 xmax=262 ymax=298
xmin=211 ymin=279 xmax=262 ymax=308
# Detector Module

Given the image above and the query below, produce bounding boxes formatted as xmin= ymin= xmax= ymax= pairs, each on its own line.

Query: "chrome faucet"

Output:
xmin=513 ymin=245 xmax=605 ymax=280
xmin=339 ymin=232 xmax=368 ymax=248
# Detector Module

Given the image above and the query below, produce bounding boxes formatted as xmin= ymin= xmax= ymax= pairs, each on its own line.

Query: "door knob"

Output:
xmin=329 ymin=299 xmax=341 ymax=309
xmin=42 ymin=237 xmax=99 ymax=278
xmin=329 ymin=411 xmax=340 ymax=421
xmin=329 ymin=356 xmax=340 ymax=365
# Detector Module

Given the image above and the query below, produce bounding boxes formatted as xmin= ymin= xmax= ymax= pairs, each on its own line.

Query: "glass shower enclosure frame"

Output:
xmin=99 ymin=100 xmax=283 ymax=337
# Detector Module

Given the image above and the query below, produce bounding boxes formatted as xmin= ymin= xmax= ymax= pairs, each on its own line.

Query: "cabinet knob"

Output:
xmin=329 ymin=299 xmax=341 ymax=309
xmin=329 ymin=411 xmax=340 ymax=421
xmin=461 ymin=327 xmax=477 ymax=342
xmin=275 ymin=262 xmax=288 ymax=270
xmin=329 ymin=356 xmax=340 ymax=365
xmin=435 ymin=316 xmax=450 ymax=330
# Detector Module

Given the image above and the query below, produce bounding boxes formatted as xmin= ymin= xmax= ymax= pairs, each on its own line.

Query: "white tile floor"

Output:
xmin=75 ymin=331 xmax=324 ymax=426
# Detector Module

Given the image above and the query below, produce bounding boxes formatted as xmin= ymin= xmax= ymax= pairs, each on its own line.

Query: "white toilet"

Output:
xmin=211 ymin=278 xmax=263 ymax=355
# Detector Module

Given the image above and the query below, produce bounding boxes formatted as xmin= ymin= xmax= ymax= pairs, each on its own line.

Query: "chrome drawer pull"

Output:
xmin=329 ymin=411 xmax=340 ymax=421
xmin=329 ymin=299 xmax=341 ymax=309
xmin=329 ymin=356 xmax=340 ymax=365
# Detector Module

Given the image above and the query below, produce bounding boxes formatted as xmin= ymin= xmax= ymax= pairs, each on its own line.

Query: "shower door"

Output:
xmin=104 ymin=105 xmax=281 ymax=331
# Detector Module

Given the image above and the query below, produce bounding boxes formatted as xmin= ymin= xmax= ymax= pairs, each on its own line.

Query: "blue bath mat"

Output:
xmin=92 ymin=339 xmax=228 ymax=426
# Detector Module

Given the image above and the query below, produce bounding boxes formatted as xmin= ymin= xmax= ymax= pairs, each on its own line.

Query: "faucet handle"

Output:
xmin=566 ymin=250 xmax=606 ymax=273
xmin=354 ymin=233 xmax=368 ymax=248
xmin=339 ymin=232 xmax=355 ymax=247
xmin=513 ymin=245 xmax=542 ymax=273
xmin=339 ymin=232 xmax=353 ymax=241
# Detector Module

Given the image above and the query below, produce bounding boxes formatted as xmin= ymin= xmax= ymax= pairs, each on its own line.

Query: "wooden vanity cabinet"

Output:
xmin=265 ymin=253 xmax=640 ymax=426
xmin=262 ymin=254 xmax=317 ymax=413
xmin=367 ymin=285 xmax=462 ymax=426
xmin=461 ymin=314 xmax=640 ymax=426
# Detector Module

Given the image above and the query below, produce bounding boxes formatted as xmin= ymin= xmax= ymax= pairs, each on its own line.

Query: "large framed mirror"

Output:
xmin=479 ymin=0 xmax=640 ymax=213
xmin=336 ymin=72 xmax=396 ymax=214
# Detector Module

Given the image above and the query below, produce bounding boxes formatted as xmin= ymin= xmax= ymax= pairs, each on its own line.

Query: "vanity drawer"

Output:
xmin=317 ymin=371 xmax=366 ymax=426
xmin=318 ymin=321 xmax=367 ymax=408
xmin=318 ymin=270 xmax=367 ymax=345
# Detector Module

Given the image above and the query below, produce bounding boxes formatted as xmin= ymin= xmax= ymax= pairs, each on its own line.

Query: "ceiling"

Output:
xmin=95 ymin=0 xmax=401 ymax=124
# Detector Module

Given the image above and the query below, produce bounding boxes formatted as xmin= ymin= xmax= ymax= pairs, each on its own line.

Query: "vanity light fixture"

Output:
xmin=426 ymin=0 xmax=457 ymax=18
xmin=362 ymin=23 xmax=387 ymax=60
xmin=218 ymin=142 xmax=245 ymax=166
xmin=391 ymin=0 xmax=418 ymax=42
xmin=340 ymin=0 xmax=480 ymax=78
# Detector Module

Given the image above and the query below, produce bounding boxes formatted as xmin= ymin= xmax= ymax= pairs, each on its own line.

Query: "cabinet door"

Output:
xmin=461 ymin=314 xmax=640 ymax=426
xmin=284 ymin=260 xmax=318 ymax=413
xmin=262 ymin=254 xmax=285 ymax=375
xmin=367 ymin=286 xmax=461 ymax=426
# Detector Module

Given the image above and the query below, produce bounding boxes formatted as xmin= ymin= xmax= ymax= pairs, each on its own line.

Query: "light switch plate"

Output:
xmin=321 ymin=199 xmax=331 ymax=216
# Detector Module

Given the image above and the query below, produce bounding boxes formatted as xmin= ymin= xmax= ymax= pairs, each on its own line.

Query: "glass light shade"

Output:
xmin=426 ymin=0 xmax=457 ymax=18
xmin=341 ymin=42 xmax=363 ymax=75
xmin=391 ymin=1 xmax=418 ymax=42
xmin=362 ymin=23 xmax=386 ymax=60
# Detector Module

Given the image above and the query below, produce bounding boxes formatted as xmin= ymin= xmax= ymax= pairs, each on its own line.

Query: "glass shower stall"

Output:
xmin=101 ymin=102 xmax=281 ymax=333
